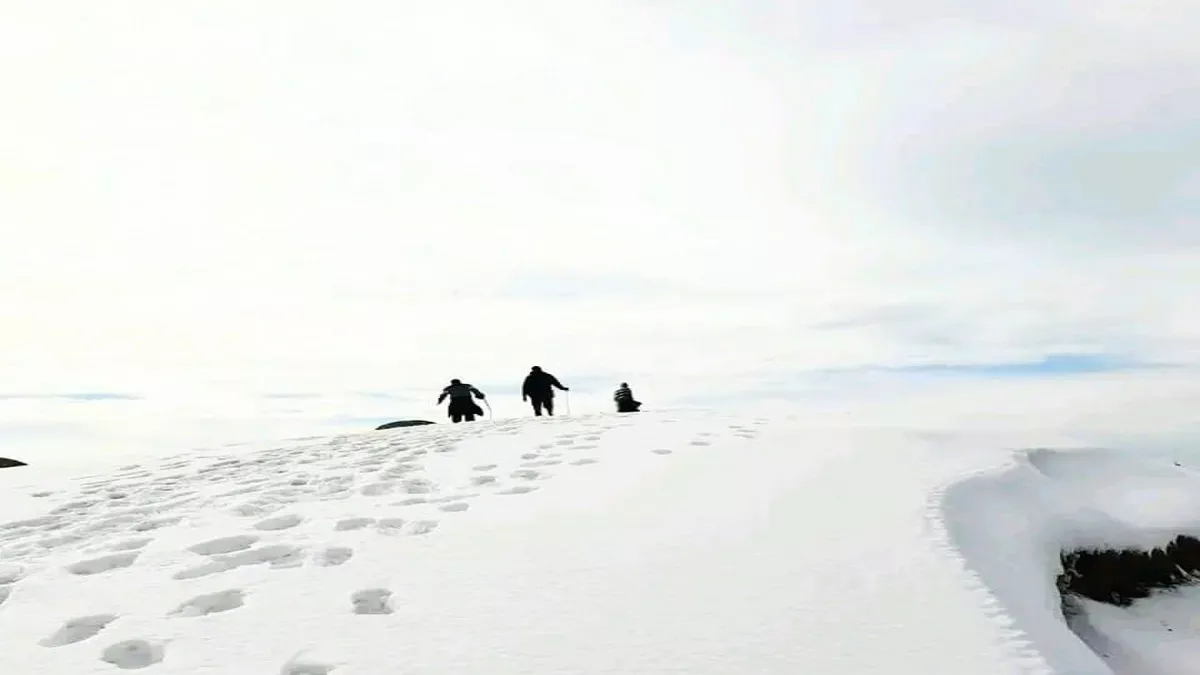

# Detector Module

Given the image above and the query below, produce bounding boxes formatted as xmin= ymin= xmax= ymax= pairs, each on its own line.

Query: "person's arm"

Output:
xmin=436 ymin=390 xmax=447 ymax=404
xmin=551 ymin=375 xmax=569 ymax=390
xmin=471 ymin=386 xmax=485 ymax=398
xmin=522 ymin=376 xmax=532 ymax=400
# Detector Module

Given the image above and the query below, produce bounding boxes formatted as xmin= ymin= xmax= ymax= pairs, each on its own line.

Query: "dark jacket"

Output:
xmin=438 ymin=382 xmax=484 ymax=403
xmin=614 ymin=385 xmax=633 ymax=402
xmin=522 ymin=369 xmax=567 ymax=399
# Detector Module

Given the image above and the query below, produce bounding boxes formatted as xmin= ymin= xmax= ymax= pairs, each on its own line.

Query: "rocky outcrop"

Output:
xmin=0 ymin=457 xmax=27 ymax=468
xmin=374 ymin=420 xmax=436 ymax=431
xmin=1058 ymin=535 xmax=1200 ymax=607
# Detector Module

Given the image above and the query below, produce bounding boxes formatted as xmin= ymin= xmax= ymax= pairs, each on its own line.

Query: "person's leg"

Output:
xmin=451 ymin=412 xmax=462 ymax=423
xmin=544 ymin=397 xmax=555 ymax=416
xmin=531 ymin=399 xmax=544 ymax=416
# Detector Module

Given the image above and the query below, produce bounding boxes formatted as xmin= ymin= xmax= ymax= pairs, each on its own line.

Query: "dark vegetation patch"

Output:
xmin=1058 ymin=535 xmax=1200 ymax=609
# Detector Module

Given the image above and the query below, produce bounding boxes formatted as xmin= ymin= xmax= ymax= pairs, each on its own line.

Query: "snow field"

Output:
xmin=0 ymin=412 xmax=794 ymax=673
xmin=0 ymin=409 xmax=1197 ymax=674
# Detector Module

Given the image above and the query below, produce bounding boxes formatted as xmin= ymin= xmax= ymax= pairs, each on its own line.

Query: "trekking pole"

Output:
xmin=483 ymin=398 xmax=493 ymax=419
xmin=563 ymin=391 xmax=571 ymax=416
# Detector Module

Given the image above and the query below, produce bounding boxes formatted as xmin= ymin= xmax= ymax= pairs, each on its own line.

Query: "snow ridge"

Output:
xmin=925 ymin=452 xmax=1056 ymax=675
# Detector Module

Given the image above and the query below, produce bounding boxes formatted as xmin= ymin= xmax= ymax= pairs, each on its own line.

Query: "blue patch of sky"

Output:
xmin=669 ymin=353 xmax=1165 ymax=407
xmin=875 ymin=353 xmax=1150 ymax=377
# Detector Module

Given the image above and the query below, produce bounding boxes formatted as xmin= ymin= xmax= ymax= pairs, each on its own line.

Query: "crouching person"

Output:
xmin=614 ymin=382 xmax=641 ymax=413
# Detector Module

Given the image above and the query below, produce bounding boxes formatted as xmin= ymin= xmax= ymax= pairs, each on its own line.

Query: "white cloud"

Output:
xmin=1 ymin=0 xmax=1196 ymax=457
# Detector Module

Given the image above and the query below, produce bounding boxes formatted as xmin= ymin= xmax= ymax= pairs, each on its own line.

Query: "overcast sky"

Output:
xmin=1 ymin=0 xmax=1197 ymax=450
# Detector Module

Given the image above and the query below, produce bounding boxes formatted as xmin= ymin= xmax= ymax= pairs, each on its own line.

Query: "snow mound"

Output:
xmin=941 ymin=447 xmax=1200 ymax=675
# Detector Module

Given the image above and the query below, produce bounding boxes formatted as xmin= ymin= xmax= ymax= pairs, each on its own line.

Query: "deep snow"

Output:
xmin=0 ymin=410 xmax=1196 ymax=674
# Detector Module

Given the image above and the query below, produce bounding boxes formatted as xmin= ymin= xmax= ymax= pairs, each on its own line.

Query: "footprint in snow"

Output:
xmin=100 ymin=638 xmax=165 ymax=670
xmin=188 ymin=534 xmax=259 ymax=556
xmin=521 ymin=453 xmax=540 ymax=460
xmin=111 ymin=538 xmax=153 ymax=552
xmin=360 ymin=482 xmax=396 ymax=497
xmin=652 ymin=449 xmax=673 ymax=455
xmin=511 ymin=469 xmax=544 ymax=481
xmin=473 ymin=464 xmax=497 ymax=471
xmin=132 ymin=516 xmax=182 ymax=532
xmin=381 ymin=466 xmax=421 ymax=480
xmin=314 ymin=547 xmax=354 ymax=567
xmin=471 ymin=475 xmax=497 ymax=486
xmin=351 ymin=588 xmax=394 ymax=615
xmin=496 ymin=485 xmax=538 ymax=495
xmin=334 ymin=517 xmax=375 ymax=531
xmin=254 ymin=514 xmax=305 ymax=531
xmin=66 ymin=552 xmax=139 ymax=576
xmin=570 ymin=458 xmax=599 ymax=466
xmin=281 ymin=658 xmax=337 ymax=675
xmin=41 ymin=613 xmax=119 ymax=647
xmin=689 ymin=440 xmax=712 ymax=447
xmin=409 ymin=520 xmax=439 ymax=536
xmin=439 ymin=502 xmax=469 ymax=513
xmin=400 ymin=478 xmax=435 ymax=494
xmin=173 ymin=544 xmax=305 ymax=580
xmin=171 ymin=589 xmax=245 ymax=617
xmin=522 ymin=459 xmax=562 ymax=468
xmin=375 ymin=518 xmax=407 ymax=535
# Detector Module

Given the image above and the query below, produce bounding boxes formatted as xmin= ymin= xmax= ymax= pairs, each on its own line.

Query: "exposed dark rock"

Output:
xmin=0 ymin=457 xmax=27 ymax=468
xmin=374 ymin=420 xmax=436 ymax=431
xmin=1058 ymin=535 xmax=1200 ymax=607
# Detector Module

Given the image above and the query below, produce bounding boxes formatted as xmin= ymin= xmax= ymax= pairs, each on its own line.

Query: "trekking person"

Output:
xmin=614 ymin=382 xmax=641 ymax=413
xmin=436 ymin=378 xmax=487 ymax=423
xmin=521 ymin=366 xmax=569 ymax=416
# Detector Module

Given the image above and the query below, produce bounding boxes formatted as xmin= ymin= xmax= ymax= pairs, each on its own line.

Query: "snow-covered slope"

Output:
xmin=0 ymin=411 xmax=1194 ymax=674
xmin=946 ymin=447 xmax=1200 ymax=675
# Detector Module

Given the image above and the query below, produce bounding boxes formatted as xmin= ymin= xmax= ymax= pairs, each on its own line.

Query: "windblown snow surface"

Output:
xmin=0 ymin=410 xmax=1196 ymax=674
